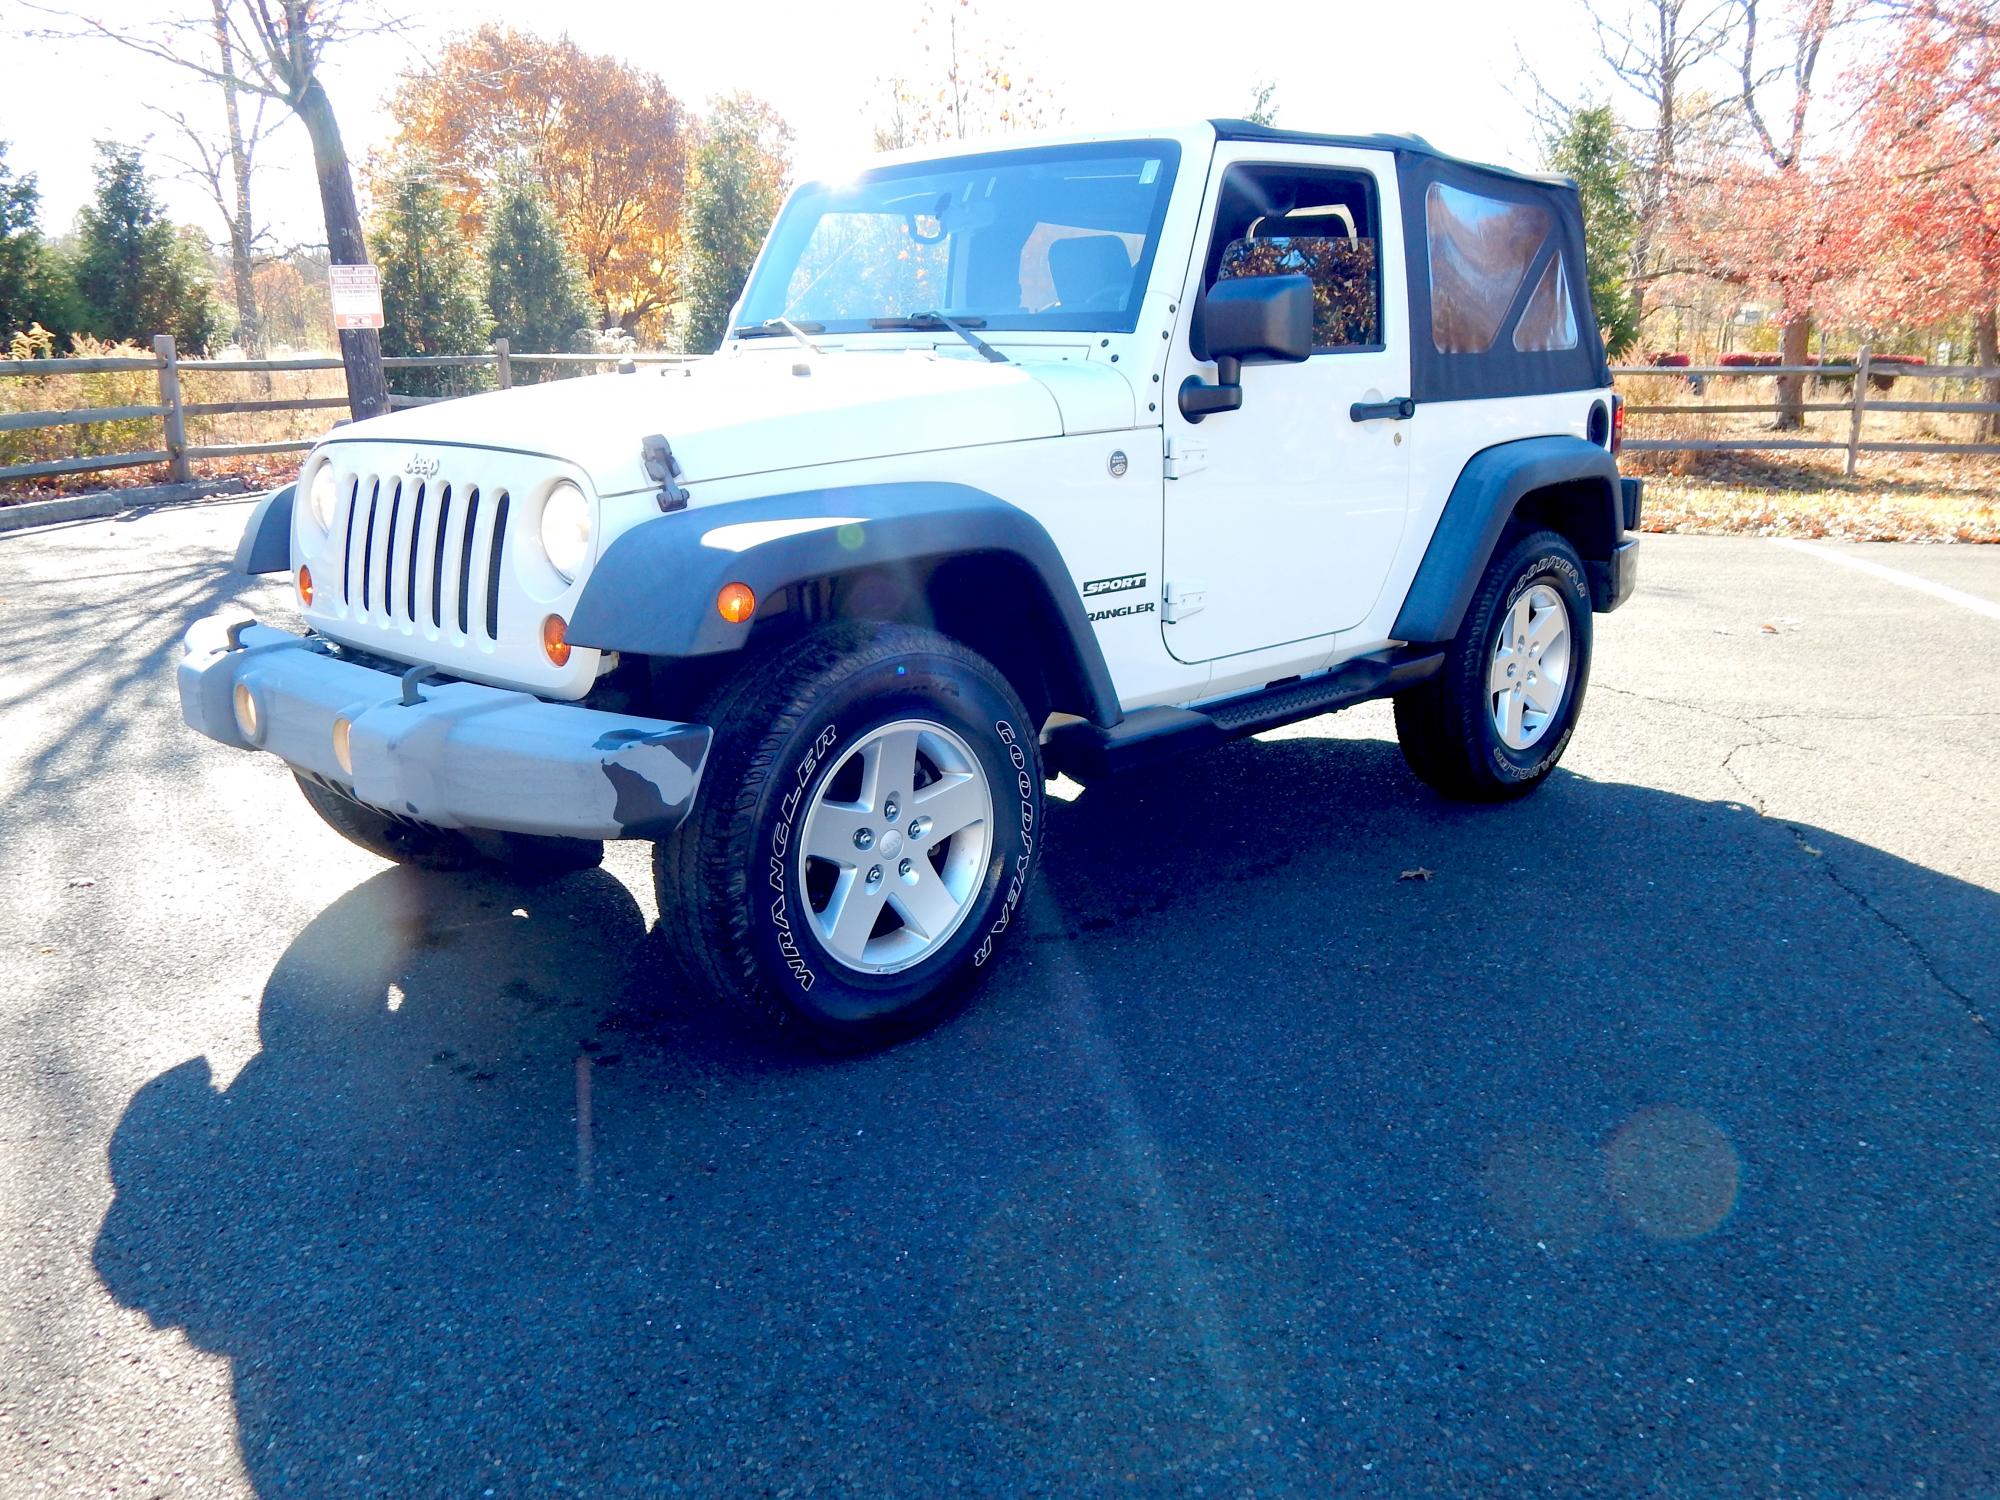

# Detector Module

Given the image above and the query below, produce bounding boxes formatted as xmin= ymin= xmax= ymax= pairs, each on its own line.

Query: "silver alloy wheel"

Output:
xmin=796 ymin=719 xmax=994 ymax=975
xmin=1487 ymin=582 xmax=1573 ymax=751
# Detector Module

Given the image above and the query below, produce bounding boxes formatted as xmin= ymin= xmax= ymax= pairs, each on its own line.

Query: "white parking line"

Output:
xmin=1772 ymin=537 xmax=2000 ymax=622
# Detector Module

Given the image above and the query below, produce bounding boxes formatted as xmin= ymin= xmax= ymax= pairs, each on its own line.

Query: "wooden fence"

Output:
xmin=4 ymin=336 xmax=1996 ymax=491
xmin=1612 ymin=349 xmax=2000 ymax=475
xmin=0 ymin=337 xmax=700 ymax=489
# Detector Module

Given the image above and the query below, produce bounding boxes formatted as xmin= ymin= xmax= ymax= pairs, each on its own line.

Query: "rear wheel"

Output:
xmin=292 ymin=772 xmax=603 ymax=877
xmin=655 ymin=622 xmax=1043 ymax=1050
xmin=1393 ymin=528 xmax=1593 ymax=801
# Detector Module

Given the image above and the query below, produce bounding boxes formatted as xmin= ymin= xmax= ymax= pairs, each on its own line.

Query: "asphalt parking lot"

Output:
xmin=3 ymin=502 xmax=1998 ymax=1496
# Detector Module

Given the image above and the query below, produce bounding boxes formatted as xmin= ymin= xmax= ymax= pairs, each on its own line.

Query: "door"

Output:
xmin=1160 ymin=146 xmax=1412 ymax=664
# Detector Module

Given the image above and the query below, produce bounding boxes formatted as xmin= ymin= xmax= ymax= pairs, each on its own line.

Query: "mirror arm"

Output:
xmin=1178 ymin=354 xmax=1243 ymax=424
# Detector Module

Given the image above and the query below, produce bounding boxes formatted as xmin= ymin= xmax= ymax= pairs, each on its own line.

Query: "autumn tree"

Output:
xmin=1698 ymin=0 xmax=1859 ymax=425
xmin=30 ymin=0 xmax=399 ymax=418
xmin=872 ymin=0 xmax=1062 ymax=150
xmin=370 ymin=158 xmax=487 ymax=397
xmin=1521 ymin=0 xmax=1743 ymax=337
xmin=252 ymin=249 xmax=331 ymax=350
xmin=386 ymin=28 xmax=692 ymax=338
xmin=683 ymin=95 xmax=793 ymax=353
xmin=484 ymin=169 xmax=592 ymax=371
xmin=1546 ymin=104 xmax=1643 ymax=355
xmin=1843 ymin=1 xmax=2000 ymax=436
xmin=71 ymin=144 xmax=220 ymax=351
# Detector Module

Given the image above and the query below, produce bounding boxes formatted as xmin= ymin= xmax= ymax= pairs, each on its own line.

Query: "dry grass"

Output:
xmin=5 ymin=360 xmax=1996 ymax=535
xmin=1620 ymin=369 xmax=2000 ymax=542
xmin=1 ymin=337 xmax=345 ymax=501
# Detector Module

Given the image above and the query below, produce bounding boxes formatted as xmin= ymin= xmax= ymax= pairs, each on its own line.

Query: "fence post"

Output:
xmin=1845 ymin=344 xmax=1871 ymax=478
xmin=492 ymin=337 xmax=512 ymax=390
xmin=154 ymin=334 xmax=191 ymax=485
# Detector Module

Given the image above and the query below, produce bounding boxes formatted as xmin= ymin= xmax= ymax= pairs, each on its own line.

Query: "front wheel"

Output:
xmin=1393 ymin=528 xmax=1593 ymax=801
xmin=655 ymin=623 xmax=1044 ymax=1050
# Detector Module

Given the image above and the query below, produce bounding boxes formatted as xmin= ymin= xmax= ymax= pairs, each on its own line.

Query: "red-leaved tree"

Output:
xmin=1840 ymin=1 xmax=2000 ymax=437
xmin=1671 ymin=0 xmax=1857 ymax=427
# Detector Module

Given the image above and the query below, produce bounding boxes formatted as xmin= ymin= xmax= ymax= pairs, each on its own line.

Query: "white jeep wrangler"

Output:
xmin=183 ymin=120 xmax=1640 ymax=1048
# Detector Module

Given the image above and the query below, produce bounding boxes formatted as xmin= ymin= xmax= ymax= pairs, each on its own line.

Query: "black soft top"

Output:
xmin=1210 ymin=119 xmax=1611 ymax=403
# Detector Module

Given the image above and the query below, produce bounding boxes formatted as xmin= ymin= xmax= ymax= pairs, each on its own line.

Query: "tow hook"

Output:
xmin=400 ymin=665 xmax=441 ymax=706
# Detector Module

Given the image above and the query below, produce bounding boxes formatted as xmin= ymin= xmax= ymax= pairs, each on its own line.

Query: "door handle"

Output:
xmin=1350 ymin=397 xmax=1415 ymax=422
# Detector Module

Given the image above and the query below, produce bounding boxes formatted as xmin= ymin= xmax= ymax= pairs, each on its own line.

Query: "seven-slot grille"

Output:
xmin=335 ymin=466 xmax=512 ymax=642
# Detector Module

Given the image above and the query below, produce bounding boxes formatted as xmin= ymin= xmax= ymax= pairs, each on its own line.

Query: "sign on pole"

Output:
xmin=328 ymin=264 xmax=384 ymax=331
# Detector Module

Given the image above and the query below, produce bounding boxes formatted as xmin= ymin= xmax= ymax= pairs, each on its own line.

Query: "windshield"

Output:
xmin=736 ymin=141 xmax=1182 ymax=337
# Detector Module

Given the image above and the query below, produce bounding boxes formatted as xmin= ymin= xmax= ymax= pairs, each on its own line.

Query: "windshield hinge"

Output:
xmin=641 ymin=433 xmax=689 ymax=513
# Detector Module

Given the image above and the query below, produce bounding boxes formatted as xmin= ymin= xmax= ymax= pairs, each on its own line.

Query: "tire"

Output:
xmin=293 ymin=772 xmax=603 ymax=878
xmin=655 ymin=622 xmax=1044 ymax=1051
xmin=1393 ymin=528 xmax=1593 ymax=801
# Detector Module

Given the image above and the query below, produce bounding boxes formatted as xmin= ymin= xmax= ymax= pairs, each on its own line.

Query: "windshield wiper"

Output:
xmin=731 ymin=317 xmax=826 ymax=353
xmin=869 ymin=310 xmax=1009 ymax=364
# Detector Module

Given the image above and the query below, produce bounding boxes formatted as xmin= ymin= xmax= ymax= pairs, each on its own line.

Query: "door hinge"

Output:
xmin=1163 ymin=438 xmax=1208 ymax=479
xmin=1162 ymin=580 xmax=1207 ymax=623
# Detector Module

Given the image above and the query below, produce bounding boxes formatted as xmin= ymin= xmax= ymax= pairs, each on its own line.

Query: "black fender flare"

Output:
xmin=569 ymin=481 xmax=1123 ymax=727
xmin=234 ymin=483 xmax=295 ymax=575
xmin=1392 ymin=436 xmax=1620 ymax=643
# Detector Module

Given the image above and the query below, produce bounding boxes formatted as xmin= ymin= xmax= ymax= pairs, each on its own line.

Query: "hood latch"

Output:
xmin=641 ymin=433 xmax=689 ymax=513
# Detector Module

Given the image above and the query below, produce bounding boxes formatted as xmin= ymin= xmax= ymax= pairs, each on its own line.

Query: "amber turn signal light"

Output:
xmin=717 ymin=582 xmax=756 ymax=624
xmin=542 ymin=613 xmax=572 ymax=667
xmin=297 ymin=564 xmax=313 ymax=606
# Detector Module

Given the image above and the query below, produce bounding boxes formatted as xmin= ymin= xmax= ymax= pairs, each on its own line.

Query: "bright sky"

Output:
xmin=3 ymin=0 xmax=1615 ymax=246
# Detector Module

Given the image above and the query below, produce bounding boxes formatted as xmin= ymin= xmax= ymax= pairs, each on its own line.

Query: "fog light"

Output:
xmin=717 ymin=582 xmax=756 ymax=624
xmin=297 ymin=564 xmax=313 ymax=606
xmin=542 ymin=613 xmax=572 ymax=667
xmin=231 ymin=681 xmax=261 ymax=741
xmin=332 ymin=715 xmax=353 ymax=776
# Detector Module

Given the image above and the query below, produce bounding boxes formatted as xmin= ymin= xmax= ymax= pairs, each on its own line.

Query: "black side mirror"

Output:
xmin=1181 ymin=274 xmax=1314 ymax=421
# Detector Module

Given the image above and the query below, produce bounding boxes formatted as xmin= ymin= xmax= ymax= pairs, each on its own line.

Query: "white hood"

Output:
xmin=334 ymin=350 xmax=1139 ymax=496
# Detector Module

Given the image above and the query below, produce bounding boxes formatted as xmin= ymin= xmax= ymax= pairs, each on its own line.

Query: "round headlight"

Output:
xmin=307 ymin=461 xmax=339 ymax=532
xmin=539 ymin=481 xmax=593 ymax=581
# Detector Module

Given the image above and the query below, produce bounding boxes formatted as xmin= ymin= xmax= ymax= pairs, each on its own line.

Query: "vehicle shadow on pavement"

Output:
xmin=93 ymin=734 xmax=2000 ymax=1497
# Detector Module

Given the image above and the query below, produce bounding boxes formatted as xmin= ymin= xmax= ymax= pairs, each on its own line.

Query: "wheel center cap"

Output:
xmin=877 ymin=827 xmax=904 ymax=859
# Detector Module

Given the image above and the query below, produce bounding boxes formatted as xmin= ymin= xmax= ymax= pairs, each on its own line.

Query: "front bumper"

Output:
xmin=178 ymin=618 xmax=711 ymax=841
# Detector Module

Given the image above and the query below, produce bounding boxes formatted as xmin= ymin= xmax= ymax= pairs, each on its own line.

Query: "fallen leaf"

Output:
xmin=1399 ymin=867 xmax=1435 ymax=882
xmin=1759 ymin=623 xmax=1779 ymax=634
xmin=66 ymin=877 xmax=96 ymax=889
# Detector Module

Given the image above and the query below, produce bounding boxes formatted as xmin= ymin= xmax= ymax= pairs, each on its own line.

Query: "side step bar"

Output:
xmin=1044 ymin=646 xmax=1445 ymax=781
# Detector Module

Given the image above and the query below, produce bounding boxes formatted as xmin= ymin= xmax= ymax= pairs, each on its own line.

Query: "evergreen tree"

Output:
xmin=483 ymin=169 xmax=592 ymax=378
xmin=370 ymin=157 xmax=489 ymax=397
xmin=1545 ymin=106 xmax=1641 ymax=358
xmin=0 ymin=142 xmax=73 ymax=338
xmin=71 ymin=143 xmax=218 ymax=350
xmin=684 ymin=95 xmax=791 ymax=353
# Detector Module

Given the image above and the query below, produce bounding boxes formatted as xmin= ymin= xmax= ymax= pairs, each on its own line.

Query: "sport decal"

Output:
xmin=1082 ymin=572 xmax=1147 ymax=598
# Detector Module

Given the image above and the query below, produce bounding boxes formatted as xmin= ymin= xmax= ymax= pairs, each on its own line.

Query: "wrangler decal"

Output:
xmin=1088 ymin=601 xmax=1156 ymax=623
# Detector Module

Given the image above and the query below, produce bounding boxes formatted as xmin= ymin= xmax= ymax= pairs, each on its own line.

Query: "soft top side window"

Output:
xmin=1203 ymin=165 xmax=1384 ymax=353
xmin=1425 ymin=182 xmax=1577 ymax=355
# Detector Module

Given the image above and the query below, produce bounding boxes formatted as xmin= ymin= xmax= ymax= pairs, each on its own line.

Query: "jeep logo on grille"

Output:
xmin=403 ymin=453 xmax=440 ymax=478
